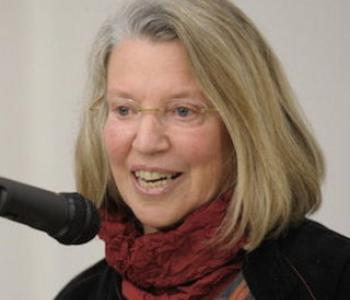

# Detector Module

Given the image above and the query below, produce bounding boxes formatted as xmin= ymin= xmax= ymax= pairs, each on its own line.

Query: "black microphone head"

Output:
xmin=52 ymin=193 xmax=100 ymax=245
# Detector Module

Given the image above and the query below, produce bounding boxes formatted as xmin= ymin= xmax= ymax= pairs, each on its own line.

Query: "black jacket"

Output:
xmin=55 ymin=220 xmax=350 ymax=299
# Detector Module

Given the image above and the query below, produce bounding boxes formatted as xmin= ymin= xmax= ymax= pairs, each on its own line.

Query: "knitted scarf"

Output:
xmin=99 ymin=192 xmax=245 ymax=300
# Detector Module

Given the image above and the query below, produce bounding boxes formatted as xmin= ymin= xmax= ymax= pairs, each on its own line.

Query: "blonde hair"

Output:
xmin=75 ymin=0 xmax=324 ymax=250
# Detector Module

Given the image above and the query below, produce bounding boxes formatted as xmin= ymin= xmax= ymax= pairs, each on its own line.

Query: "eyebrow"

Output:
xmin=106 ymin=90 xmax=134 ymax=101
xmin=106 ymin=86 xmax=200 ymax=102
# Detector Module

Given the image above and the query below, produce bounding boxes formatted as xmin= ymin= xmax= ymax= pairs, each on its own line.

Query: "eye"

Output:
xmin=110 ymin=102 xmax=137 ymax=119
xmin=169 ymin=103 xmax=202 ymax=121
xmin=116 ymin=105 xmax=130 ymax=116
xmin=175 ymin=106 xmax=192 ymax=117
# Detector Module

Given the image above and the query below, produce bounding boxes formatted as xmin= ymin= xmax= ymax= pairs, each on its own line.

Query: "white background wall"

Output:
xmin=0 ymin=1 xmax=349 ymax=299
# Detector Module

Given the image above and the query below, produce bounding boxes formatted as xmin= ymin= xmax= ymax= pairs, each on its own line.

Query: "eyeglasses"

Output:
xmin=90 ymin=96 xmax=217 ymax=128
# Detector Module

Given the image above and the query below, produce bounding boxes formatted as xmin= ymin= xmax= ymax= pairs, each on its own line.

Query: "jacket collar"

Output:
xmin=243 ymin=235 xmax=318 ymax=300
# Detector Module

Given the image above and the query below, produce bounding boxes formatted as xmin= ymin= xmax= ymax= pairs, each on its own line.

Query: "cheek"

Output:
xmin=179 ymin=126 xmax=227 ymax=166
xmin=199 ymin=126 xmax=231 ymax=188
xmin=103 ymin=118 xmax=131 ymax=163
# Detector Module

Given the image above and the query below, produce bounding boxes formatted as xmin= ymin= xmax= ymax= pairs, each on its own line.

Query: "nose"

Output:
xmin=131 ymin=114 xmax=170 ymax=154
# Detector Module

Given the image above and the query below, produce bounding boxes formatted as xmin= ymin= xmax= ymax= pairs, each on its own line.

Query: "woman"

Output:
xmin=56 ymin=0 xmax=350 ymax=299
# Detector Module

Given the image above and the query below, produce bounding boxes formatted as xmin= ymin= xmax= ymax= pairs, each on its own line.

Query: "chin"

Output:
xmin=140 ymin=215 xmax=184 ymax=234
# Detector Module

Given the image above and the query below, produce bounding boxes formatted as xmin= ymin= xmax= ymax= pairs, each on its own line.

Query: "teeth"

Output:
xmin=138 ymin=177 xmax=171 ymax=189
xmin=135 ymin=170 xmax=174 ymax=181
xmin=134 ymin=170 xmax=179 ymax=190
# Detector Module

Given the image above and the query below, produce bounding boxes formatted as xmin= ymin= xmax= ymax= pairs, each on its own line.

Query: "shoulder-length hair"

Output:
xmin=75 ymin=0 xmax=324 ymax=250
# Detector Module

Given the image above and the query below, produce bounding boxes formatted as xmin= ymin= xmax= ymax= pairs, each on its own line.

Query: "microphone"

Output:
xmin=0 ymin=177 xmax=100 ymax=245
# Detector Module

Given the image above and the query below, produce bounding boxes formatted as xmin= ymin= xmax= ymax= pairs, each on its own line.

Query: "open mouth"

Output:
xmin=132 ymin=170 xmax=182 ymax=189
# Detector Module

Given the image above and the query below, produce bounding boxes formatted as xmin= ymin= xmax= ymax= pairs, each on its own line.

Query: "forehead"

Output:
xmin=106 ymin=38 xmax=204 ymax=101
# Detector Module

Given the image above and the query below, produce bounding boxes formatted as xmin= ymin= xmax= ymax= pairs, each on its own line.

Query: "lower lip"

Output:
xmin=131 ymin=173 xmax=182 ymax=196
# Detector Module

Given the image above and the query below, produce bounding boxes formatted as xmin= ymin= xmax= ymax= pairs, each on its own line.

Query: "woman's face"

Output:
xmin=104 ymin=38 xmax=231 ymax=233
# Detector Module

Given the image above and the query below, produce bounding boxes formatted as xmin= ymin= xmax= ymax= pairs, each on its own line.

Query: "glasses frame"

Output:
xmin=89 ymin=96 xmax=105 ymax=111
xmin=89 ymin=95 xmax=217 ymax=115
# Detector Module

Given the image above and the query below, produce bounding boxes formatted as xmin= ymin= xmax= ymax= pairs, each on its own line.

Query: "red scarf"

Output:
xmin=99 ymin=192 xmax=245 ymax=300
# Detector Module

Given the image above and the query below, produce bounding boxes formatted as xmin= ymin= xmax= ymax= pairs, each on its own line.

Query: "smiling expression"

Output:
xmin=103 ymin=38 xmax=231 ymax=233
